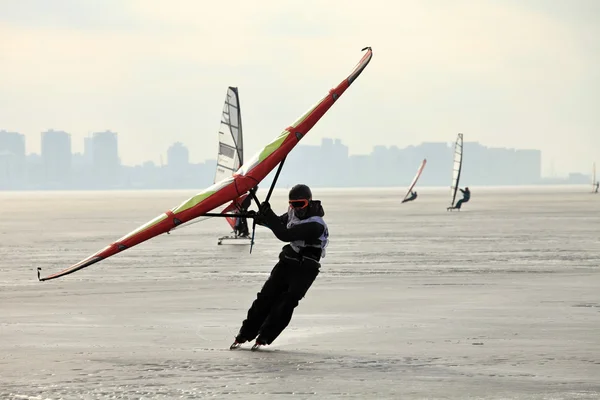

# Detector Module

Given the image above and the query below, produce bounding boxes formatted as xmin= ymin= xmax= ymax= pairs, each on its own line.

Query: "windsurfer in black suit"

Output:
xmin=234 ymin=191 xmax=253 ymax=237
xmin=595 ymin=182 xmax=599 ymax=193
xmin=230 ymin=184 xmax=329 ymax=350
xmin=453 ymin=187 xmax=470 ymax=210
xmin=233 ymin=186 xmax=258 ymax=238
xmin=402 ymin=191 xmax=418 ymax=203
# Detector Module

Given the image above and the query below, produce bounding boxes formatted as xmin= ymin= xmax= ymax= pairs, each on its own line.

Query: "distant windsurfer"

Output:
xmin=230 ymin=184 xmax=329 ymax=350
xmin=234 ymin=188 xmax=255 ymax=237
xmin=402 ymin=191 xmax=418 ymax=203
xmin=452 ymin=187 xmax=470 ymax=210
xmin=595 ymin=182 xmax=599 ymax=193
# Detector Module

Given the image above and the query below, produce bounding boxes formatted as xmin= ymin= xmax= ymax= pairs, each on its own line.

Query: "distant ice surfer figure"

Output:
xmin=233 ymin=191 xmax=253 ymax=237
xmin=595 ymin=181 xmax=599 ymax=194
xmin=402 ymin=191 xmax=418 ymax=203
xmin=401 ymin=159 xmax=426 ymax=204
xmin=446 ymin=133 xmax=465 ymax=211
xmin=215 ymin=86 xmax=251 ymax=244
xmin=230 ymin=184 xmax=329 ymax=351
xmin=449 ymin=187 xmax=470 ymax=210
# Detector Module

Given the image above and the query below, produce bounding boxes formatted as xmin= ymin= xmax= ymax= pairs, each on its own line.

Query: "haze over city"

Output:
xmin=1 ymin=0 xmax=598 ymax=177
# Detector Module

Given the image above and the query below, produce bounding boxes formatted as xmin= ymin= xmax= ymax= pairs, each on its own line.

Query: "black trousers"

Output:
xmin=236 ymin=217 xmax=249 ymax=236
xmin=455 ymin=198 xmax=469 ymax=209
xmin=237 ymin=248 xmax=320 ymax=344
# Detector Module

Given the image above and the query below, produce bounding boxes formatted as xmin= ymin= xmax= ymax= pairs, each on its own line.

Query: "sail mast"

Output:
xmin=234 ymin=87 xmax=243 ymax=166
xmin=450 ymin=133 xmax=464 ymax=208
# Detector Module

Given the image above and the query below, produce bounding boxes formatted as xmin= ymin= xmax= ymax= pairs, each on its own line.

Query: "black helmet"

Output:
xmin=289 ymin=184 xmax=312 ymax=200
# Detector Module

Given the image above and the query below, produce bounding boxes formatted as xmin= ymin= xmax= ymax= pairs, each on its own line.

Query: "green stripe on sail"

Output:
xmin=171 ymin=191 xmax=216 ymax=214
xmin=258 ymin=131 xmax=290 ymax=162
xmin=291 ymin=101 xmax=321 ymax=129
xmin=119 ymin=213 xmax=168 ymax=241
xmin=251 ymin=99 xmax=323 ymax=165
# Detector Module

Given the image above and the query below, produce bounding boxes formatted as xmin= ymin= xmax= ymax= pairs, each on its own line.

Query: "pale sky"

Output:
xmin=1 ymin=0 xmax=598 ymax=176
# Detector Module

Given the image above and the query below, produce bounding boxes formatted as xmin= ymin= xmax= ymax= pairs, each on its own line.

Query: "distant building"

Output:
xmin=0 ymin=130 xmax=25 ymax=156
xmin=41 ymin=129 xmax=72 ymax=187
xmin=324 ymin=138 xmax=350 ymax=186
xmin=26 ymin=153 xmax=44 ymax=188
xmin=161 ymin=142 xmax=191 ymax=188
xmin=91 ymin=130 xmax=120 ymax=188
xmin=83 ymin=136 xmax=93 ymax=165
xmin=167 ymin=142 xmax=190 ymax=171
xmin=0 ymin=130 xmax=26 ymax=188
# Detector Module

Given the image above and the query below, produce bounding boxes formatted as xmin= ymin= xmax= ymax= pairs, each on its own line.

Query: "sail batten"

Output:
xmin=450 ymin=133 xmax=464 ymax=208
xmin=216 ymin=163 xmax=237 ymax=171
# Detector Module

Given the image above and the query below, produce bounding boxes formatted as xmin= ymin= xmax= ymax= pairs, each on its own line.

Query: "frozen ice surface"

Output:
xmin=1 ymin=187 xmax=599 ymax=399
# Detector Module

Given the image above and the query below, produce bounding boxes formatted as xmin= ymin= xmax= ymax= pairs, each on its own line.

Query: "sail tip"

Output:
xmin=348 ymin=47 xmax=374 ymax=85
xmin=36 ymin=256 xmax=105 ymax=282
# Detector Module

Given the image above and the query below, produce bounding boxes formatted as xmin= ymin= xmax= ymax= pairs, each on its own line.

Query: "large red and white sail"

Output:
xmin=39 ymin=47 xmax=374 ymax=281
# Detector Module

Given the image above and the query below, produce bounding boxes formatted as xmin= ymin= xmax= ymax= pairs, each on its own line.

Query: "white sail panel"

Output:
xmin=215 ymin=87 xmax=243 ymax=184
xmin=450 ymin=133 xmax=464 ymax=207
xmin=402 ymin=159 xmax=427 ymax=202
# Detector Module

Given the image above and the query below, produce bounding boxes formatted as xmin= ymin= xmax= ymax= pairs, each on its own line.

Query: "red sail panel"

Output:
xmin=221 ymin=194 xmax=249 ymax=229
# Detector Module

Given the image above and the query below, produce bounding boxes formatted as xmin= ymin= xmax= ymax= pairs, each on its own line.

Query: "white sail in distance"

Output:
xmin=173 ymin=87 xmax=244 ymax=232
xmin=215 ymin=87 xmax=243 ymax=184
xmin=450 ymin=133 xmax=464 ymax=208
xmin=402 ymin=159 xmax=427 ymax=202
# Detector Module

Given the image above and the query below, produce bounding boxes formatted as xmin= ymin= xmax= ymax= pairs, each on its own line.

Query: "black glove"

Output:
xmin=246 ymin=209 xmax=260 ymax=223
xmin=258 ymin=201 xmax=272 ymax=215
xmin=246 ymin=209 xmax=267 ymax=226
xmin=255 ymin=201 xmax=279 ymax=227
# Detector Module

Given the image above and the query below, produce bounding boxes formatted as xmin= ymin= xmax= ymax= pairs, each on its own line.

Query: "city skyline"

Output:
xmin=1 ymin=1 xmax=599 ymax=177
xmin=2 ymin=122 xmax=597 ymax=180
xmin=0 ymin=128 xmax=594 ymax=179
xmin=1 ymin=128 xmax=596 ymax=191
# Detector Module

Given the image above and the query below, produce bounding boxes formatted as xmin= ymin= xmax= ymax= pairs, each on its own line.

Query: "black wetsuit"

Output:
xmin=235 ymin=195 xmax=253 ymax=236
xmin=235 ymin=202 xmax=327 ymax=345
xmin=595 ymin=183 xmax=599 ymax=193
xmin=402 ymin=192 xmax=417 ymax=203
xmin=454 ymin=189 xmax=470 ymax=209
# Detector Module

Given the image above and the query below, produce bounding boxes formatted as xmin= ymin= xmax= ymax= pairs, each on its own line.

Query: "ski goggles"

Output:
xmin=288 ymin=199 xmax=309 ymax=209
